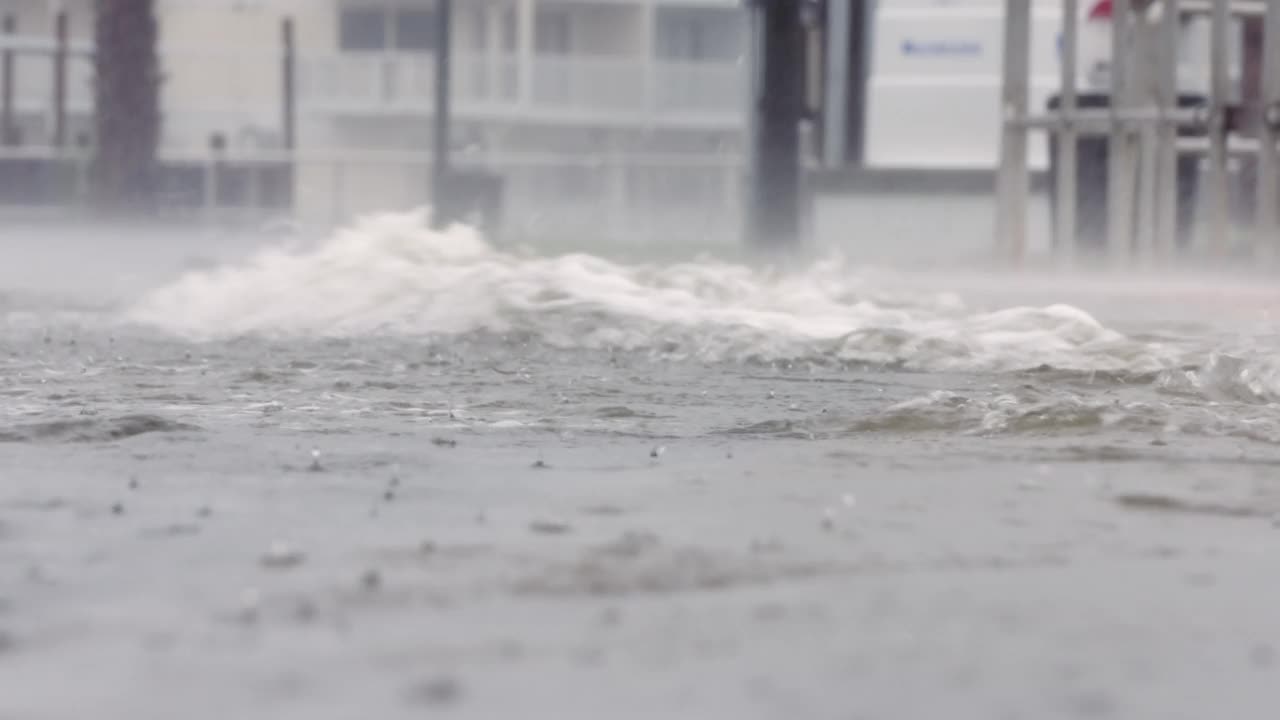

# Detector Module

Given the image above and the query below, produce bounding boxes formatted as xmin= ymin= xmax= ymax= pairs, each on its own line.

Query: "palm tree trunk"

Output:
xmin=91 ymin=0 xmax=160 ymax=214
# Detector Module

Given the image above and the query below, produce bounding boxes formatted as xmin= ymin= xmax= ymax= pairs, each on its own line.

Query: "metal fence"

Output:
xmin=0 ymin=146 xmax=746 ymax=248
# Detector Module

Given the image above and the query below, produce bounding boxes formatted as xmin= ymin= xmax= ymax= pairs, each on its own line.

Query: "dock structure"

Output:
xmin=995 ymin=0 xmax=1280 ymax=264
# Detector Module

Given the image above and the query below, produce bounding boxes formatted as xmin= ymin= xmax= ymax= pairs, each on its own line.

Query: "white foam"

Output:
xmin=128 ymin=209 xmax=1188 ymax=373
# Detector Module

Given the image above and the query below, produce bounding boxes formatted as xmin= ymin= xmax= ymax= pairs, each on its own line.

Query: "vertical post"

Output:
xmin=484 ymin=4 xmax=502 ymax=101
xmin=53 ymin=10 xmax=68 ymax=148
xmin=1152 ymin=0 xmax=1180 ymax=260
xmin=1206 ymin=0 xmax=1231 ymax=255
xmin=1106 ymin=0 xmax=1136 ymax=260
xmin=432 ymin=0 xmax=453 ymax=227
xmin=747 ymin=0 xmax=806 ymax=251
xmin=281 ymin=17 xmax=296 ymax=152
xmin=640 ymin=1 xmax=655 ymax=121
xmin=1257 ymin=2 xmax=1280 ymax=245
xmin=330 ymin=158 xmax=346 ymax=228
xmin=822 ymin=0 xmax=851 ymax=168
xmin=1 ymin=14 xmax=15 ymax=146
xmin=1055 ymin=0 xmax=1079 ymax=261
xmin=1133 ymin=12 xmax=1158 ymax=262
xmin=995 ymin=0 xmax=1031 ymax=262
xmin=516 ymin=0 xmax=533 ymax=106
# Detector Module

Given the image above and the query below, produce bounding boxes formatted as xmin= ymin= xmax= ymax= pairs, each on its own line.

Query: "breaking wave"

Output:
xmin=128 ymin=210 xmax=1267 ymax=379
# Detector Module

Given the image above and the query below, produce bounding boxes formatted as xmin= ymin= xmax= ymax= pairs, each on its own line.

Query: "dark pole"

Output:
xmin=2 ymin=14 xmax=15 ymax=146
xmin=53 ymin=10 xmax=67 ymax=148
xmin=92 ymin=0 xmax=160 ymax=214
xmin=747 ymin=0 xmax=806 ymax=251
xmin=281 ymin=17 xmax=296 ymax=151
xmin=431 ymin=0 xmax=453 ymax=227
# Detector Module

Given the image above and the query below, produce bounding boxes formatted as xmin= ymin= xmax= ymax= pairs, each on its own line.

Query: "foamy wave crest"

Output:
xmin=127 ymin=210 xmax=1178 ymax=372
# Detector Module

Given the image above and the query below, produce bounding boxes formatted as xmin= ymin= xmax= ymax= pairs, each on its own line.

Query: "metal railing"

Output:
xmin=296 ymin=52 xmax=748 ymax=126
xmin=995 ymin=0 xmax=1280 ymax=263
xmin=0 ymin=145 xmax=746 ymax=248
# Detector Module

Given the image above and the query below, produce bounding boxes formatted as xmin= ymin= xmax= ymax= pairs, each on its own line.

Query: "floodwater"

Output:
xmin=4 ymin=210 xmax=1280 ymax=719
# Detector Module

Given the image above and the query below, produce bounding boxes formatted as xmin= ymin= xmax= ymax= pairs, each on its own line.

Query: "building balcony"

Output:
xmin=297 ymin=53 xmax=747 ymax=129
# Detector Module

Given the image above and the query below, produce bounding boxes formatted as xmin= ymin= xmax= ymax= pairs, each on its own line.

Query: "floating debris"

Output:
xmin=531 ymin=459 xmax=549 ymax=470
xmin=383 ymin=489 xmax=396 ymax=502
xmin=530 ymin=520 xmax=572 ymax=535
xmin=407 ymin=676 xmax=463 ymax=707
xmin=261 ymin=541 xmax=306 ymax=569
xmin=649 ymin=445 xmax=666 ymax=459
xmin=820 ymin=507 xmax=836 ymax=532
xmin=127 ymin=477 xmax=139 ymax=491
xmin=360 ymin=569 xmax=382 ymax=592
xmin=110 ymin=502 xmax=125 ymax=516
xmin=431 ymin=437 xmax=458 ymax=448
xmin=237 ymin=587 xmax=262 ymax=623
xmin=307 ymin=449 xmax=323 ymax=472
xmin=294 ymin=599 xmax=318 ymax=623
xmin=1113 ymin=492 xmax=1262 ymax=519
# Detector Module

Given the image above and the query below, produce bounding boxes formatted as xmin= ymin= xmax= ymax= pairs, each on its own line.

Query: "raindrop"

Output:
xmin=238 ymin=587 xmax=261 ymax=623
xmin=820 ymin=507 xmax=836 ymax=531
xmin=261 ymin=541 xmax=305 ymax=569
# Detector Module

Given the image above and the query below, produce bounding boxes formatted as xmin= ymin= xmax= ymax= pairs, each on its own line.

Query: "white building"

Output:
xmin=0 ymin=0 xmax=751 ymax=244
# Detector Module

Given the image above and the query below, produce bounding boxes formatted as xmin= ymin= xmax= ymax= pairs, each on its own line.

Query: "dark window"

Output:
xmin=535 ymin=9 xmax=571 ymax=54
xmin=655 ymin=8 xmax=742 ymax=62
xmin=395 ymin=8 xmax=437 ymax=51
xmin=502 ymin=7 xmax=517 ymax=52
xmin=339 ymin=7 xmax=387 ymax=52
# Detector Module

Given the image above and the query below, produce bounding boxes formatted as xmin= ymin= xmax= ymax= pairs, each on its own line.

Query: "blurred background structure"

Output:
xmin=0 ymin=0 xmax=755 ymax=249
xmin=0 ymin=1 xmax=1273 ymax=264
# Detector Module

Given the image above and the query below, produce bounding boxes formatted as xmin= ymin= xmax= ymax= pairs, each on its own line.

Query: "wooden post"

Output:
xmin=746 ymin=0 xmax=805 ymax=251
xmin=1256 ymin=3 xmax=1280 ymax=245
xmin=995 ymin=0 xmax=1031 ymax=262
xmin=431 ymin=0 xmax=453 ymax=228
xmin=1106 ymin=0 xmax=1137 ymax=260
xmin=1205 ymin=0 xmax=1232 ymax=254
xmin=822 ymin=0 xmax=851 ymax=168
xmin=281 ymin=17 xmax=295 ymax=151
xmin=53 ymin=11 xmax=68 ymax=148
xmin=92 ymin=0 xmax=161 ymax=213
xmin=1152 ymin=0 xmax=1180 ymax=260
xmin=1 ymin=14 xmax=15 ymax=146
xmin=1056 ymin=0 xmax=1079 ymax=261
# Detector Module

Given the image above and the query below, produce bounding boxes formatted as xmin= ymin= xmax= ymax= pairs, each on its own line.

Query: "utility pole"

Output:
xmin=432 ymin=0 xmax=453 ymax=228
xmin=1 ymin=14 xmax=15 ymax=146
xmin=52 ymin=10 xmax=67 ymax=148
xmin=91 ymin=0 xmax=161 ymax=214
xmin=746 ymin=0 xmax=807 ymax=252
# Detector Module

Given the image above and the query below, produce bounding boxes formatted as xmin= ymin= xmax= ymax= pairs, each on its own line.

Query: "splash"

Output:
xmin=127 ymin=209 xmax=1183 ymax=372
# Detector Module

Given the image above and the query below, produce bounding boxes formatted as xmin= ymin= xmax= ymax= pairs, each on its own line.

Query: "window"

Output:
xmin=655 ymin=8 xmax=743 ymax=62
xmin=535 ymin=9 xmax=571 ymax=55
xmin=339 ymin=4 xmax=440 ymax=53
xmin=394 ymin=8 xmax=437 ymax=51
xmin=339 ymin=7 xmax=386 ymax=52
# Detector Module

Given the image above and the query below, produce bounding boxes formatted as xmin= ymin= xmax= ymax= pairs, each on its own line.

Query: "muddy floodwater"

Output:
xmin=4 ymin=212 xmax=1280 ymax=719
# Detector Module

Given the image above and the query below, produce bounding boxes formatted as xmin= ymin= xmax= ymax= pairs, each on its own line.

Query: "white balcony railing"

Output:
xmin=297 ymin=53 xmax=747 ymax=127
